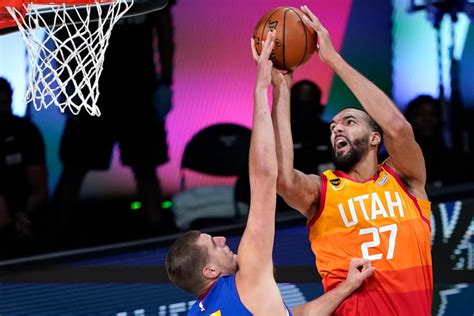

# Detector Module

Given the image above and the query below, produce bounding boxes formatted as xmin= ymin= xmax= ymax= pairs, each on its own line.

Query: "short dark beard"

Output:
xmin=332 ymin=135 xmax=369 ymax=172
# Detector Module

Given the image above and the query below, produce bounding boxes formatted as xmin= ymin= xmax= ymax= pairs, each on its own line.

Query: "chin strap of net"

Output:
xmin=6 ymin=1 xmax=134 ymax=116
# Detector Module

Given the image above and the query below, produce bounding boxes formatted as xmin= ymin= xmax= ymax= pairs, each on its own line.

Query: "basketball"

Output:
xmin=253 ymin=7 xmax=317 ymax=71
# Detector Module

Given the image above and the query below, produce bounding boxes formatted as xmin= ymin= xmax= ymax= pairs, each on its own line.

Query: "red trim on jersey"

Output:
xmin=382 ymin=163 xmax=431 ymax=230
xmin=333 ymin=167 xmax=381 ymax=183
xmin=307 ymin=173 xmax=327 ymax=230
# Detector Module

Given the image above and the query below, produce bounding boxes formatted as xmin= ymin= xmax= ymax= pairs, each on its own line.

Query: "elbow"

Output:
xmin=250 ymin=146 xmax=278 ymax=180
xmin=261 ymin=164 xmax=278 ymax=181
xmin=276 ymin=173 xmax=294 ymax=194
xmin=275 ymin=159 xmax=295 ymax=193
xmin=252 ymin=161 xmax=278 ymax=182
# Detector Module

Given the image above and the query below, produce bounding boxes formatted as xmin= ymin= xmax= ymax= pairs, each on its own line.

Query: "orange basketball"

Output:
xmin=253 ymin=7 xmax=317 ymax=71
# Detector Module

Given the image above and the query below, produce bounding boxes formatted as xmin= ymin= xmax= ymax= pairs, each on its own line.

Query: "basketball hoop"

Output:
xmin=0 ymin=0 xmax=165 ymax=116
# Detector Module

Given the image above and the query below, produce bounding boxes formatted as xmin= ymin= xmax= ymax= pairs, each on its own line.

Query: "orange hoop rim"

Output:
xmin=0 ymin=0 xmax=127 ymax=29
xmin=30 ymin=0 xmax=121 ymax=5
xmin=0 ymin=0 xmax=167 ymax=31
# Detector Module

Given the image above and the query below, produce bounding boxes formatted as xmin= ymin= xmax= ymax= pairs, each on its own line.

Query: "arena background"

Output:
xmin=0 ymin=0 xmax=473 ymax=315
xmin=1 ymin=0 xmax=473 ymax=197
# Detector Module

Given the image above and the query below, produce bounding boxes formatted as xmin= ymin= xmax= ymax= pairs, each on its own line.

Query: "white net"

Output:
xmin=6 ymin=0 xmax=134 ymax=116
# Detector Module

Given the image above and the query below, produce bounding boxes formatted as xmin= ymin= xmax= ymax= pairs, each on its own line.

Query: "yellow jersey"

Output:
xmin=307 ymin=163 xmax=432 ymax=315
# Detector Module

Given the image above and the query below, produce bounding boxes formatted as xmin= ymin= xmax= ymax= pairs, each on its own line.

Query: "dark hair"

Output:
xmin=341 ymin=107 xmax=384 ymax=147
xmin=366 ymin=113 xmax=384 ymax=140
xmin=166 ymin=230 xmax=208 ymax=295
xmin=0 ymin=78 xmax=13 ymax=97
xmin=363 ymin=111 xmax=383 ymax=150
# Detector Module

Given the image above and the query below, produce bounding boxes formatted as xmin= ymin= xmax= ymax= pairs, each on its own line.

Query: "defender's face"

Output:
xmin=198 ymin=233 xmax=238 ymax=275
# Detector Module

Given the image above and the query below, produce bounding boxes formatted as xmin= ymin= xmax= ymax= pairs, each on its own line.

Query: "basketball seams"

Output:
xmin=259 ymin=7 xmax=280 ymax=54
xmin=282 ymin=8 xmax=289 ymax=70
xmin=289 ymin=8 xmax=308 ymax=69
xmin=255 ymin=6 xmax=315 ymax=70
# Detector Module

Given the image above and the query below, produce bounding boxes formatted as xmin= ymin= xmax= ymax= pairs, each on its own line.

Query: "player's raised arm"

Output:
xmin=234 ymin=31 xmax=289 ymax=315
xmin=301 ymin=5 xmax=426 ymax=199
xmin=271 ymin=66 xmax=321 ymax=220
xmin=237 ymin=31 xmax=278 ymax=278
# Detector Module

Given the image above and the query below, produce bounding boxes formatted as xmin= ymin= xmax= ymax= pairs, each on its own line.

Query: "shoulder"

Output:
xmin=381 ymin=160 xmax=407 ymax=187
xmin=382 ymin=160 xmax=428 ymax=200
xmin=321 ymin=169 xmax=343 ymax=187
xmin=200 ymin=275 xmax=252 ymax=314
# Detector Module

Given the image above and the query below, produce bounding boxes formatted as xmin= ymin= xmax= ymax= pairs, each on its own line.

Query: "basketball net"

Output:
xmin=6 ymin=1 xmax=134 ymax=116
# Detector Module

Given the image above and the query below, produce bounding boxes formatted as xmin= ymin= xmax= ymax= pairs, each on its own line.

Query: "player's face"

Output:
xmin=199 ymin=233 xmax=238 ymax=275
xmin=329 ymin=109 xmax=371 ymax=172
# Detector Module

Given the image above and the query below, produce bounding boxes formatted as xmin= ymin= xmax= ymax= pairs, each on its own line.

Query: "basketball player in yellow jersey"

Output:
xmin=273 ymin=5 xmax=433 ymax=316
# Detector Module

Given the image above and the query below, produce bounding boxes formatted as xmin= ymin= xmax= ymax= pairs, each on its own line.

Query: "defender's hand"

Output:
xmin=345 ymin=258 xmax=375 ymax=291
xmin=251 ymin=30 xmax=276 ymax=90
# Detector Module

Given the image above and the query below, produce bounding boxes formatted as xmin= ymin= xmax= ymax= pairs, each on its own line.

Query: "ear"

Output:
xmin=202 ymin=264 xmax=220 ymax=280
xmin=370 ymin=132 xmax=381 ymax=146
